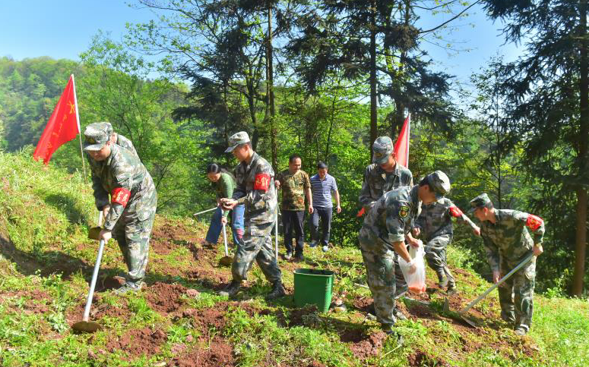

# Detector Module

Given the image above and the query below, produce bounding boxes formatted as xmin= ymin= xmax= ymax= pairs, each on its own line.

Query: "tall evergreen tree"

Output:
xmin=482 ymin=0 xmax=589 ymax=295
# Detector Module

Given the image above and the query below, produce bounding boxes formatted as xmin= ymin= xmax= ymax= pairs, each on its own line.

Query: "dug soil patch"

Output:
xmin=105 ymin=327 xmax=167 ymax=358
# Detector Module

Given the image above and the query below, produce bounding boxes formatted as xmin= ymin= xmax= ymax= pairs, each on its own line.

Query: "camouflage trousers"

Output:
xmin=424 ymin=235 xmax=455 ymax=285
xmin=232 ymin=221 xmax=282 ymax=284
xmin=112 ymin=210 xmax=155 ymax=282
xmin=358 ymin=229 xmax=401 ymax=327
xmin=498 ymin=257 xmax=536 ymax=331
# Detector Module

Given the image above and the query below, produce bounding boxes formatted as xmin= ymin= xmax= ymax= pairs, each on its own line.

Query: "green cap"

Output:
xmin=225 ymin=131 xmax=251 ymax=153
xmin=426 ymin=170 xmax=451 ymax=199
xmin=83 ymin=122 xmax=112 ymax=151
xmin=469 ymin=193 xmax=492 ymax=213
xmin=372 ymin=136 xmax=394 ymax=165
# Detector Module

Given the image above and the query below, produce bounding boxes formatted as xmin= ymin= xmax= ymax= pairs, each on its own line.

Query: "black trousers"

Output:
xmin=310 ymin=207 xmax=332 ymax=246
xmin=282 ymin=210 xmax=305 ymax=255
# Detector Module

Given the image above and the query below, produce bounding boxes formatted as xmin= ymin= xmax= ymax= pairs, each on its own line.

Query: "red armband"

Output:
xmin=112 ymin=188 xmax=131 ymax=207
xmin=449 ymin=206 xmax=463 ymax=218
xmin=526 ymin=214 xmax=543 ymax=231
xmin=254 ymin=173 xmax=271 ymax=192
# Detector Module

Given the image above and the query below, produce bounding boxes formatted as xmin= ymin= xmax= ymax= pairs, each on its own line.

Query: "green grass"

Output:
xmin=0 ymin=151 xmax=588 ymax=366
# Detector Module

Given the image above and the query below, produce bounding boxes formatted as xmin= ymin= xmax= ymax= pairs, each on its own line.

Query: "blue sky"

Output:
xmin=0 ymin=1 xmax=521 ymax=87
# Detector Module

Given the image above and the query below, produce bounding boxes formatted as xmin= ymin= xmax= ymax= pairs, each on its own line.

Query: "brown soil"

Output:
xmin=170 ymin=336 xmax=235 ymax=367
xmin=346 ymin=331 xmax=388 ymax=360
xmin=146 ymin=282 xmax=188 ymax=314
xmin=0 ymin=289 xmax=52 ymax=314
xmin=407 ymin=350 xmax=449 ymax=367
xmin=105 ymin=327 xmax=167 ymax=358
xmin=277 ymin=305 xmax=319 ymax=327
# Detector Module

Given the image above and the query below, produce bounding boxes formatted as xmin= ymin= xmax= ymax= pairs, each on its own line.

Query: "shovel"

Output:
xmin=72 ymin=239 xmax=106 ymax=333
xmin=457 ymin=253 xmax=535 ymax=327
xmin=218 ymin=213 xmax=233 ymax=267
xmin=193 ymin=207 xmax=217 ymax=217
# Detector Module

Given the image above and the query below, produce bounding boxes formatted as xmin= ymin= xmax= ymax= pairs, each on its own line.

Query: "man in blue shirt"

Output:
xmin=309 ymin=162 xmax=341 ymax=251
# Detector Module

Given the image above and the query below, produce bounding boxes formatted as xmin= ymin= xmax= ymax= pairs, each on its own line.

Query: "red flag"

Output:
xmin=394 ymin=114 xmax=410 ymax=167
xmin=33 ymin=75 xmax=80 ymax=164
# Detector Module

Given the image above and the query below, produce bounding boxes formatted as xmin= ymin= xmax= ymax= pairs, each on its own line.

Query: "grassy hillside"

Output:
xmin=0 ymin=151 xmax=588 ymax=367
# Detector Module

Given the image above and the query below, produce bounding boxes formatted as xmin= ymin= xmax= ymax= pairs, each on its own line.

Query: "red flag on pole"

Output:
xmin=33 ymin=75 xmax=80 ymax=165
xmin=394 ymin=114 xmax=411 ymax=167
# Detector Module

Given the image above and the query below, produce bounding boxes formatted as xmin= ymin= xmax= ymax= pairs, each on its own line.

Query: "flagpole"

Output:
xmin=406 ymin=113 xmax=411 ymax=165
xmin=71 ymin=74 xmax=87 ymax=178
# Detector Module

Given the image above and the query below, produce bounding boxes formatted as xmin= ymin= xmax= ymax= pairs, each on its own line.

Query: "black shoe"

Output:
xmin=309 ymin=241 xmax=318 ymax=248
xmin=293 ymin=253 xmax=304 ymax=262
xmin=218 ymin=281 xmax=241 ymax=297
xmin=266 ymin=281 xmax=286 ymax=300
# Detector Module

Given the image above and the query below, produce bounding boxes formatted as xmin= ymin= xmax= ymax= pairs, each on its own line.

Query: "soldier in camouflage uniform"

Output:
xmin=359 ymin=136 xmax=413 ymax=319
xmin=470 ymin=193 xmax=545 ymax=336
xmin=86 ymin=122 xmax=139 ymax=182
xmin=412 ymin=172 xmax=480 ymax=293
xmin=275 ymin=154 xmax=313 ymax=261
xmin=84 ymin=122 xmax=157 ymax=294
xmin=358 ymin=171 xmax=449 ymax=334
xmin=219 ymin=132 xmax=285 ymax=300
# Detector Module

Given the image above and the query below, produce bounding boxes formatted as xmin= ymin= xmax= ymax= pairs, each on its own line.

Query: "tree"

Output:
xmin=482 ymin=0 xmax=589 ymax=295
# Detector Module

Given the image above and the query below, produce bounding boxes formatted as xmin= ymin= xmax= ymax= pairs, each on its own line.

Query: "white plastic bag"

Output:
xmin=398 ymin=241 xmax=427 ymax=294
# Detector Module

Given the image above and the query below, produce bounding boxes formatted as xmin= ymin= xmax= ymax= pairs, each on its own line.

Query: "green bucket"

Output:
xmin=293 ymin=269 xmax=334 ymax=313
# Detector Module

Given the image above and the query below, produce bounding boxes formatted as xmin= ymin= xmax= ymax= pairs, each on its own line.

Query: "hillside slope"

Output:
xmin=0 ymin=151 xmax=587 ymax=367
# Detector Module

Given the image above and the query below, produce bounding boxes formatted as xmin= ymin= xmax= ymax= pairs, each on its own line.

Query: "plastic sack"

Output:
xmin=398 ymin=241 xmax=427 ymax=294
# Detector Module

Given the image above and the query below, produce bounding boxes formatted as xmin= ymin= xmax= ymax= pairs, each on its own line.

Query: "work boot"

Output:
xmin=447 ymin=281 xmax=457 ymax=295
xmin=309 ymin=241 xmax=318 ymax=248
xmin=218 ymin=281 xmax=242 ymax=297
xmin=514 ymin=327 xmax=528 ymax=336
xmin=114 ymin=280 xmax=145 ymax=295
xmin=381 ymin=324 xmax=404 ymax=344
xmin=265 ymin=281 xmax=286 ymax=300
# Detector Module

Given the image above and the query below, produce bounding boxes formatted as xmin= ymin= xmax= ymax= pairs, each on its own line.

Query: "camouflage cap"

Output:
xmin=469 ymin=193 xmax=492 ymax=213
xmin=372 ymin=136 xmax=394 ymax=164
xmin=225 ymin=131 xmax=251 ymax=153
xmin=426 ymin=170 xmax=451 ymax=198
xmin=83 ymin=122 xmax=112 ymax=151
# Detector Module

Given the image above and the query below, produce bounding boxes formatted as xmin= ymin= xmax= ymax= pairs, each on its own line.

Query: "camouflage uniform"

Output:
xmin=471 ymin=194 xmax=545 ymax=332
xmin=358 ymin=185 xmax=420 ymax=327
xmin=359 ymin=136 xmax=414 ymax=298
xmin=87 ymin=123 xmax=139 ymax=173
xmin=414 ymin=198 xmax=477 ymax=286
xmin=84 ymin=123 xmax=157 ymax=284
xmin=231 ymin=152 xmax=281 ymax=284
xmin=276 ymin=169 xmax=311 ymax=256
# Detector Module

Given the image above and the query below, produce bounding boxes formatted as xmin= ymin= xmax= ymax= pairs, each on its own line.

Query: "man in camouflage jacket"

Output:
xmin=358 ymin=171 xmax=449 ymax=334
xmin=220 ymin=131 xmax=285 ymax=300
xmin=84 ymin=122 xmax=157 ymax=294
xmin=358 ymin=136 xmax=413 ymax=315
xmin=470 ymin=193 xmax=545 ymax=336
xmin=412 ymin=174 xmax=480 ymax=293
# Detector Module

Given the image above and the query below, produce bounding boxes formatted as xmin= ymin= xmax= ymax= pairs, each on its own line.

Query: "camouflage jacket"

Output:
xmin=232 ymin=152 xmax=277 ymax=226
xmin=359 ymin=163 xmax=413 ymax=211
xmin=414 ymin=198 xmax=478 ymax=242
xmin=361 ymin=185 xmax=420 ymax=245
xmin=276 ymin=169 xmax=311 ymax=211
xmin=89 ymin=144 xmax=157 ymax=231
xmin=480 ymin=209 xmax=545 ymax=272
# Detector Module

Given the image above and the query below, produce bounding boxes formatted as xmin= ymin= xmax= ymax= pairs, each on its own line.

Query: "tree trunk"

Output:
xmin=267 ymin=3 xmax=277 ymax=170
xmin=369 ymin=1 xmax=378 ymax=157
xmin=572 ymin=0 xmax=589 ymax=296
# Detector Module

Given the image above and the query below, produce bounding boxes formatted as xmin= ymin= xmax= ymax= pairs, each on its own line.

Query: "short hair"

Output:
xmin=206 ymin=163 xmax=223 ymax=174
xmin=289 ymin=154 xmax=302 ymax=163
xmin=418 ymin=176 xmax=432 ymax=190
xmin=317 ymin=161 xmax=328 ymax=169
